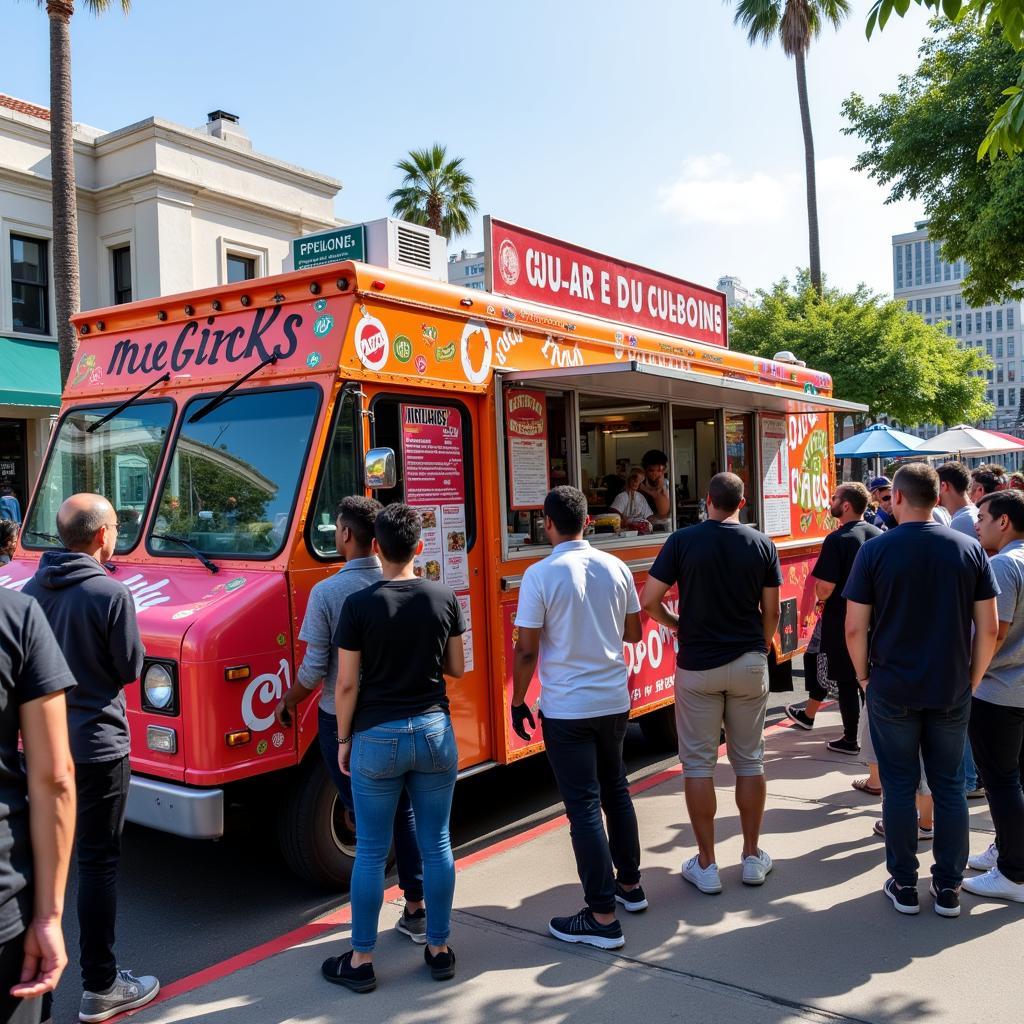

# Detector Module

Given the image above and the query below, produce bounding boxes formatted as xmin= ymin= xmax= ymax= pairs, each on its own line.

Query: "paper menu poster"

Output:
xmin=760 ymin=415 xmax=790 ymax=537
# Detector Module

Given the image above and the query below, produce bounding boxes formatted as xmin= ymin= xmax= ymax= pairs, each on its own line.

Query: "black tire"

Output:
xmin=638 ymin=704 xmax=678 ymax=751
xmin=277 ymin=756 xmax=356 ymax=889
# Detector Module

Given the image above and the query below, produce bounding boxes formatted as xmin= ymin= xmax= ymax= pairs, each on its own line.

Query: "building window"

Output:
xmin=977 ymin=312 xmax=983 ymax=333
xmin=10 ymin=235 xmax=49 ymax=335
xmin=955 ymin=294 xmax=962 ymax=310
xmin=925 ymin=297 xmax=932 ymax=314
xmin=894 ymin=247 xmax=903 ymax=289
xmin=1009 ymin=307 xmax=1015 ymax=328
xmin=934 ymin=248 xmax=942 ymax=282
xmin=987 ymin=390 xmax=993 ymax=402
xmin=924 ymin=241 xmax=932 ymax=284
xmin=987 ymin=339 xmax=994 ymax=355
xmin=944 ymin=261 xmax=952 ymax=281
xmin=986 ymin=311 xmax=993 ymax=331
xmin=915 ymin=242 xmax=923 ymax=285
xmin=1010 ymin=338 xmax=1016 ymax=357
xmin=111 ymin=246 xmax=132 ymax=305
xmin=226 ymin=254 xmax=256 ymax=283
xmin=1011 ymin=388 xmax=1017 ymax=407
xmin=997 ymin=338 xmax=1004 ymax=358
xmin=998 ymin=389 xmax=1005 ymax=407
xmin=997 ymin=309 xmax=1004 ymax=330
xmin=967 ymin=316 xmax=973 ymax=335
xmin=998 ymin=366 xmax=1004 ymax=383
xmin=944 ymin=295 xmax=951 ymax=312
xmin=956 ymin=317 xmax=963 ymax=337
xmin=906 ymin=300 xmax=913 ymax=312
xmin=916 ymin=299 xmax=923 ymax=314
xmin=1010 ymin=367 xmax=1016 ymax=382
xmin=955 ymin=261 xmax=963 ymax=279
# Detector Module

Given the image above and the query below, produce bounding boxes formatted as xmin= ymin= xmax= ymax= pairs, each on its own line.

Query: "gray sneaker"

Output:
xmin=80 ymin=969 xmax=160 ymax=1023
xmin=395 ymin=907 xmax=427 ymax=944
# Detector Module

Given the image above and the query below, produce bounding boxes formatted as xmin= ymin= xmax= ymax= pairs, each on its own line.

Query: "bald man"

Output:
xmin=23 ymin=494 xmax=158 ymax=1021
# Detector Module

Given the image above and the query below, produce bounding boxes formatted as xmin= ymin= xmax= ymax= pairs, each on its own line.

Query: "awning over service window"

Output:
xmin=0 ymin=337 xmax=61 ymax=408
xmin=500 ymin=361 xmax=868 ymax=416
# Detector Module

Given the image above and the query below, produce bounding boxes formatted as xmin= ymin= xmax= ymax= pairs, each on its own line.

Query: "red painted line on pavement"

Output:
xmin=121 ymin=713 xmax=800 ymax=1018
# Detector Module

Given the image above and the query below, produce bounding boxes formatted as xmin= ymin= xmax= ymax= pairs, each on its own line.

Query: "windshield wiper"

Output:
xmin=188 ymin=351 xmax=281 ymax=424
xmin=24 ymin=530 xmax=62 ymax=545
xmin=151 ymin=534 xmax=220 ymax=574
xmin=87 ymin=373 xmax=170 ymax=433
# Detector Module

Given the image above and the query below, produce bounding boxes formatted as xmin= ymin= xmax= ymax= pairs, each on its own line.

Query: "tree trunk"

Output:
xmin=426 ymin=193 xmax=443 ymax=235
xmin=794 ymin=48 xmax=822 ymax=296
xmin=48 ymin=2 xmax=80 ymax=388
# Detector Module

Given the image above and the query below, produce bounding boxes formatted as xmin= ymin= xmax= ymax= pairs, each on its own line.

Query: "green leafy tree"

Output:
xmin=34 ymin=1 xmax=132 ymax=387
xmin=732 ymin=0 xmax=852 ymax=294
xmin=843 ymin=22 xmax=1024 ymax=305
xmin=729 ymin=272 xmax=991 ymax=426
xmin=388 ymin=144 xmax=478 ymax=241
xmin=864 ymin=1 xmax=1024 ymax=159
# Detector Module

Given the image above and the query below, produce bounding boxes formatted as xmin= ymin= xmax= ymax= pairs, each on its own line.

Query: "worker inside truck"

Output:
xmin=504 ymin=384 xmax=759 ymax=553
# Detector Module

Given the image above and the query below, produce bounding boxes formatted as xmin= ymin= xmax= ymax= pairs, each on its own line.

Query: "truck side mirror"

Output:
xmin=364 ymin=448 xmax=397 ymax=490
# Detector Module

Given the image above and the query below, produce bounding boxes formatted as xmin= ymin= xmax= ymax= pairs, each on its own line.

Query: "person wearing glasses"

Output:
xmin=868 ymin=477 xmax=897 ymax=531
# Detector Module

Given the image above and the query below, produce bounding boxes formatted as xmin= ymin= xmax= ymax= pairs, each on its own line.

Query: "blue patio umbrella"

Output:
xmin=833 ymin=423 xmax=950 ymax=459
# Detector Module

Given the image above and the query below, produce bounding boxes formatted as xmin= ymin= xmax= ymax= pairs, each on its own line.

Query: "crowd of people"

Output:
xmin=2 ymin=458 xmax=1023 ymax=1012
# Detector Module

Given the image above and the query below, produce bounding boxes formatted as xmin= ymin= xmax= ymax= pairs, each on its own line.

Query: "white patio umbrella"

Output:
xmin=922 ymin=425 xmax=1024 ymax=458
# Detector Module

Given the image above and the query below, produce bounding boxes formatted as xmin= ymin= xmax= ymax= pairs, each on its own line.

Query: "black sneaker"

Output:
xmin=424 ymin=945 xmax=456 ymax=981
xmin=883 ymin=878 xmax=920 ymax=915
xmin=785 ymin=705 xmax=815 ymax=730
xmin=321 ymin=951 xmax=376 ymax=993
xmin=827 ymin=737 xmax=861 ymax=755
xmin=396 ymin=907 xmax=427 ymax=944
xmin=614 ymin=883 xmax=648 ymax=912
xmin=930 ymin=882 xmax=961 ymax=918
xmin=548 ymin=908 xmax=625 ymax=949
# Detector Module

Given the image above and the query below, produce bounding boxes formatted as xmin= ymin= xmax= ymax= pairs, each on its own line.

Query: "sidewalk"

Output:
xmin=125 ymin=709 xmax=1018 ymax=1024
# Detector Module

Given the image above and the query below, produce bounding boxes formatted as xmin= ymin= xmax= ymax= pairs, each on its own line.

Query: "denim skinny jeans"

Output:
xmin=350 ymin=712 xmax=458 ymax=951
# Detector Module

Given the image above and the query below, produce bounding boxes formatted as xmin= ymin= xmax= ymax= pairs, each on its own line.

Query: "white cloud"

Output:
xmin=657 ymin=153 xmax=790 ymax=227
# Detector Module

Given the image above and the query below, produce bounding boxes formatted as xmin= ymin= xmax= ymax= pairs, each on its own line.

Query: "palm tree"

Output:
xmin=37 ymin=1 xmax=131 ymax=387
xmin=388 ymin=144 xmax=478 ymax=242
xmin=732 ymin=0 xmax=850 ymax=295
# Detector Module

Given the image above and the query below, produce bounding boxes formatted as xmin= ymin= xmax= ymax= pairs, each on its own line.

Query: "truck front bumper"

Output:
xmin=126 ymin=775 xmax=224 ymax=839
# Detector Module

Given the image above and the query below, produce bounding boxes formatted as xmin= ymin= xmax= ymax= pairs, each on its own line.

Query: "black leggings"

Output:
xmin=803 ymin=653 xmax=863 ymax=740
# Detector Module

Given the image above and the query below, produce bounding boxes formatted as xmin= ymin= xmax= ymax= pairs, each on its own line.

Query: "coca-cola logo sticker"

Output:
xmin=355 ymin=314 xmax=389 ymax=372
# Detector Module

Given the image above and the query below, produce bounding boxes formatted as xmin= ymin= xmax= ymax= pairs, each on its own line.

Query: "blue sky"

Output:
xmin=4 ymin=0 xmax=935 ymax=297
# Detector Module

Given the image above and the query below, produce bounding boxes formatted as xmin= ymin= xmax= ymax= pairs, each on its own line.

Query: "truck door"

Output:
xmin=368 ymin=391 xmax=491 ymax=769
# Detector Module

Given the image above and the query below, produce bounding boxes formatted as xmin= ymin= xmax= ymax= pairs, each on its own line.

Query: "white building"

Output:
xmin=716 ymin=274 xmax=753 ymax=309
xmin=893 ymin=219 xmax=1022 ymax=437
xmin=0 ymin=94 xmax=341 ymax=511
xmin=448 ymin=248 xmax=485 ymax=290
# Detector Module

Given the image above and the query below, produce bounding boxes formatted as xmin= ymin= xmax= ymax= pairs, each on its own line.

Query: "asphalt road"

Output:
xmin=48 ymin=691 xmax=801 ymax=1023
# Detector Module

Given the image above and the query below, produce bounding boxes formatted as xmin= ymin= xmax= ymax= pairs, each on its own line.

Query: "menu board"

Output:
xmin=760 ymin=415 xmax=791 ymax=537
xmin=401 ymin=405 xmax=473 ymax=669
xmin=505 ymin=389 xmax=550 ymax=509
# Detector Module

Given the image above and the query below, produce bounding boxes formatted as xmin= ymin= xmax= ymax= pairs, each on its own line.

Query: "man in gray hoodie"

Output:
xmin=23 ymin=494 xmax=158 ymax=1023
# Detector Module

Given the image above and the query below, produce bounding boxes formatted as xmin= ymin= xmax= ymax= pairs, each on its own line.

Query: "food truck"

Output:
xmin=1 ymin=219 xmax=866 ymax=886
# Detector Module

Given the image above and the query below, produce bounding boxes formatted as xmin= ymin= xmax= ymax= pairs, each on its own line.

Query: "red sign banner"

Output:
xmin=486 ymin=217 xmax=728 ymax=348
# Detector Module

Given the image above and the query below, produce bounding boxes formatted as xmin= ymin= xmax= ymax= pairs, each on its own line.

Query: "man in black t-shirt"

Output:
xmin=643 ymin=473 xmax=782 ymax=896
xmin=0 ymin=588 xmax=76 ymax=1024
xmin=845 ymin=463 xmax=1000 ymax=918
xmin=787 ymin=483 xmax=881 ymax=751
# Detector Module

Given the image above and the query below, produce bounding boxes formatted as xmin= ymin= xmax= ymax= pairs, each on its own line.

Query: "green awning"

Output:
xmin=0 ymin=337 xmax=61 ymax=408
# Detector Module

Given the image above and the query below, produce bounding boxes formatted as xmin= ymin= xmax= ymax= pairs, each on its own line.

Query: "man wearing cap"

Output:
xmin=868 ymin=477 xmax=896 ymax=531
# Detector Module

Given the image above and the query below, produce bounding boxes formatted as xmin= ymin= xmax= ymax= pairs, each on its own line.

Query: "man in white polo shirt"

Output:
xmin=511 ymin=486 xmax=644 ymax=950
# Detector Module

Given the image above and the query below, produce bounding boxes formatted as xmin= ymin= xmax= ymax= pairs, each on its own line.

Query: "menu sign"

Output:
xmin=401 ymin=404 xmax=470 ymax=597
xmin=760 ymin=415 xmax=790 ymax=537
xmin=486 ymin=217 xmax=727 ymax=348
xmin=505 ymin=388 xmax=549 ymax=509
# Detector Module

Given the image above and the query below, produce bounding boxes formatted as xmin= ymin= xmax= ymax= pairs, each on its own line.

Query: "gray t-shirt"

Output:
xmin=975 ymin=539 xmax=1024 ymax=708
xmin=949 ymin=503 xmax=980 ymax=540
xmin=296 ymin=556 xmax=382 ymax=714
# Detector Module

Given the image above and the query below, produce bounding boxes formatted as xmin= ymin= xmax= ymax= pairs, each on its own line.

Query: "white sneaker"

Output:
xmin=968 ymin=842 xmax=999 ymax=872
xmin=962 ymin=867 xmax=1024 ymax=903
xmin=682 ymin=855 xmax=722 ymax=894
xmin=741 ymin=849 xmax=773 ymax=886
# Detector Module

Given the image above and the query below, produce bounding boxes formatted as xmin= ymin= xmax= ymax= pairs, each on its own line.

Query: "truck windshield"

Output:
xmin=149 ymin=386 xmax=319 ymax=559
xmin=23 ymin=400 xmax=174 ymax=553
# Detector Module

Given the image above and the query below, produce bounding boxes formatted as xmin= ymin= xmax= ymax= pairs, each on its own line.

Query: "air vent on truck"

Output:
xmin=395 ymin=224 xmax=433 ymax=271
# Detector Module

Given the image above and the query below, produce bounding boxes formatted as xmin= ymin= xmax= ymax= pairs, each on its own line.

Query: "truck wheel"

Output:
xmin=638 ymin=705 xmax=678 ymax=751
xmin=277 ymin=757 xmax=356 ymax=889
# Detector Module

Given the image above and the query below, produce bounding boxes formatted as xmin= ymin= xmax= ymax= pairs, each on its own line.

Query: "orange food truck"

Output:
xmin=1 ymin=219 xmax=866 ymax=886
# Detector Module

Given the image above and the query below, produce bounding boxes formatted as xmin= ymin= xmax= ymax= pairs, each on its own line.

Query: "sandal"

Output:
xmin=321 ymin=951 xmax=376 ymax=993
xmin=852 ymin=777 xmax=882 ymax=796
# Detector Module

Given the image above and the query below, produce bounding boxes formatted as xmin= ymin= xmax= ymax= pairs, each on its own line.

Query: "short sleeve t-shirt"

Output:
xmin=949 ymin=504 xmax=981 ymax=540
xmin=975 ymin=540 xmax=1024 ymax=709
xmin=0 ymin=590 xmax=76 ymax=943
xmin=334 ymin=578 xmax=465 ymax=733
xmin=812 ymin=521 xmax=882 ymax=675
xmin=514 ymin=540 xmax=641 ymax=719
xmin=649 ymin=520 xmax=783 ymax=671
xmin=611 ymin=490 xmax=653 ymax=522
xmin=843 ymin=521 xmax=999 ymax=707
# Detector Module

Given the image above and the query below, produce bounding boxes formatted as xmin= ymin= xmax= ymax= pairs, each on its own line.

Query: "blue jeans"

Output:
xmin=350 ymin=712 xmax=458 ymax=951
xmin=868 ymin=689 xmax=970 ymax=889
xmin=317 ymin=709 xmax=423 ymax=901
xmin=962 ymin=738 xmax=979 ymax=793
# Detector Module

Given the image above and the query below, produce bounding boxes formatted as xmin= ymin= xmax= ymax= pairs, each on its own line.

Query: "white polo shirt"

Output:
xmin=514 ymin=539 xmax=641 ymax=719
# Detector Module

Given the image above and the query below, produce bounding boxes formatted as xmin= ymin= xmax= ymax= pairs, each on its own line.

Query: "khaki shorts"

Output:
xmin=675 ymin=651 xmax=769 ymax=778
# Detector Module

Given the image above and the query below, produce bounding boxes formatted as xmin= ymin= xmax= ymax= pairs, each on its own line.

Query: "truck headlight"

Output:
xmin=142 ymin=661 xmax=178 ymax=714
